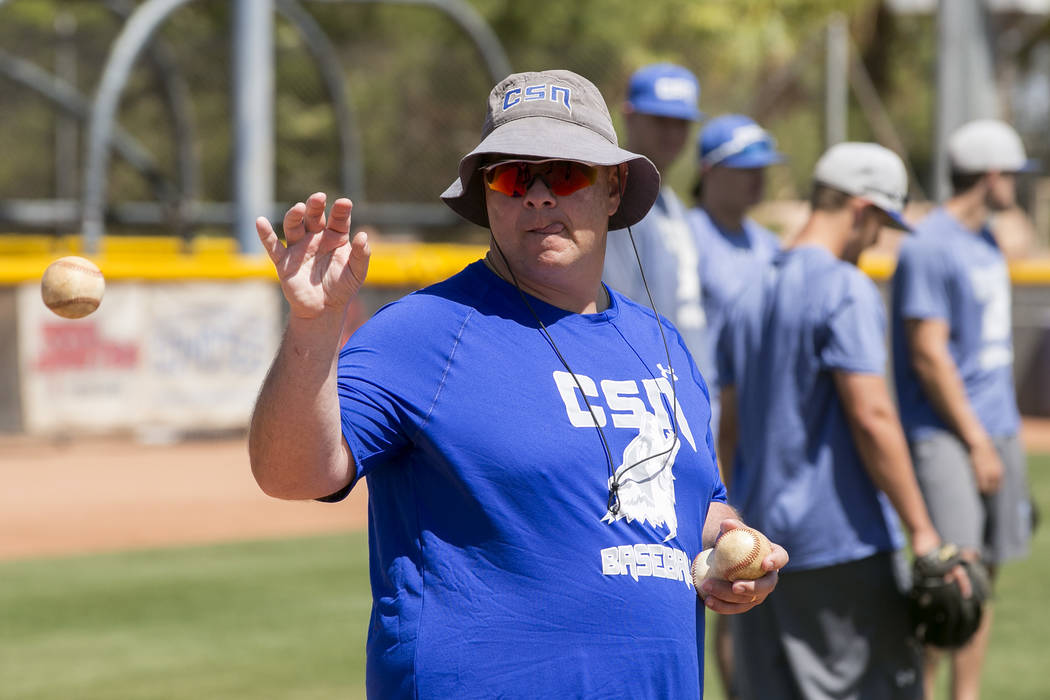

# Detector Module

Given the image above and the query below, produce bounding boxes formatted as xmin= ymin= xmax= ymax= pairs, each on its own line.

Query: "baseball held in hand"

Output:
xmin=691 ymin=526 xmax=772 ymax=591
xmin=41 ymin=256 xmax=105 ymax=319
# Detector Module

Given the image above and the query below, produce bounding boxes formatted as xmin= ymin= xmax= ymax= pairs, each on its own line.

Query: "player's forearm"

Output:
xmin=911 ymin=342 xmax=988 ymax=449
xmin=835 ymin=372 xmax=938 ymax=550
xmin=848 ymin=402 xmax=937 ymax=546
xmin=248 ymin=313 xmax=354 ymax=500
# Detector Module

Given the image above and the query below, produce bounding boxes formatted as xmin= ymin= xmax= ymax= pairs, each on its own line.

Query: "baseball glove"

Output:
xmin=908 ymin=544 xmax=990 ymax=649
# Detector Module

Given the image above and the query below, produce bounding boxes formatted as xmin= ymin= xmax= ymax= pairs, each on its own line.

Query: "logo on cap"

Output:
xmin=652 ymin=77 xmax=697 ymax=103
xmin=703 ymin=124 xmax=770 ymax=167
xmin=503 ymin=84 xmax=572 ymax=113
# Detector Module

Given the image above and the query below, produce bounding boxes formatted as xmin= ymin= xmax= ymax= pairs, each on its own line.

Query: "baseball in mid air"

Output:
xmin=692 ymin=526 xmax=773 ymax=591
xmin=40 ymin=256 xmax=105 ymax=319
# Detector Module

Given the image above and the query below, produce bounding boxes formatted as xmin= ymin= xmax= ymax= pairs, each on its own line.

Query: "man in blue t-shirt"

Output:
xmin=891 ymin=118 xmax=1034 ymax=700
xmin=604 ymin=63 xmax=707 ymax=381
xmin=718 ymin=143 xmax=945 ymax=700
xmin=249 ymin=69 xmax=788 ymax=699
xmin=688 ymin=114 xmax=783 ymax=440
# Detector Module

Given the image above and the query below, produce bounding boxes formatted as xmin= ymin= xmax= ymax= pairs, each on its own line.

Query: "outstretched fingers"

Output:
xmin=282 ymin=201 xmax=309 ymax=245
xmin=341 ymin=230 xmax=371 ymax=291
xmin=326 ymin=197 xmax=353 ymax=235
xmin=303 ymin=192 xmax=328 ymax=235
xmin=255 ymin=216 xmax=286 ymax=265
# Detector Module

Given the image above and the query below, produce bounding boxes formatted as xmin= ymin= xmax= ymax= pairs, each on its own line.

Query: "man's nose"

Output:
xmin=522 ymin=177 xmax=556 ymax=208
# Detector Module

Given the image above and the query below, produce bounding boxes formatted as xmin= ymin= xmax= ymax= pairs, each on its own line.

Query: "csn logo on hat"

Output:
xmin=502 ymin=84 xmax=572 ymax=113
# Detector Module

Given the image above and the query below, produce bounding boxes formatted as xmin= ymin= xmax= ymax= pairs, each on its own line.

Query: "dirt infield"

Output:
xmin=3 ymin=419 xmax=1049 ymax=562
xmin=0 ymin=432 xmax=366 ymax=561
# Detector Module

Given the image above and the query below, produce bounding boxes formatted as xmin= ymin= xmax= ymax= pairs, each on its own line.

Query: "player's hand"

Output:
xmin=910 ymin=525 xmax=941 ymax=561
xmin=256 ymin=192 xmax=371 ymax=319
xmin=968 ymin=437 xmax=1003 ymax=493
xmin=699 ymin=534 xmax=788 ymax=615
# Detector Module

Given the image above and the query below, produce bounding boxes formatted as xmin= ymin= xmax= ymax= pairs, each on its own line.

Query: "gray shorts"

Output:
xmin=731 ymin=552 xmax=923 ymax=700
xmin=910 ymin=431 xmax=1031 ymax=565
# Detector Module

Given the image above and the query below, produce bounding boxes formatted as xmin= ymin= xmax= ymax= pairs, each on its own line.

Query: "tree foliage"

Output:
xmin=0 ymin=0 xmax=1010 ymax=239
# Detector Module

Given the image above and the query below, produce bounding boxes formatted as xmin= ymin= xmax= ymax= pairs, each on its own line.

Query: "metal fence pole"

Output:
xmin=232 ymin=0 xmax=275 ymax=254
xmin=825 ymin=13 xmax=849 ymax=148
xmin=934 ymin=0 xmax=998 ymax=202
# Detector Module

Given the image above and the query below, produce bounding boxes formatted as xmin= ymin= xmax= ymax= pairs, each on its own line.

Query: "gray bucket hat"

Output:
xmin=441 ymin=70 xmax=660 ymax=230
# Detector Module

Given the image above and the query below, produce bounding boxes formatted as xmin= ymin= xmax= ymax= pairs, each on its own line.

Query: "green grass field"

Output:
xmin=3 ymin=455 xmax=1048 ymax=699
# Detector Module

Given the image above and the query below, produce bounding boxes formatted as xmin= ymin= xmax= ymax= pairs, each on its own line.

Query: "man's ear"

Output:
xmin=848 ymin=197 xmax=871 ymax=229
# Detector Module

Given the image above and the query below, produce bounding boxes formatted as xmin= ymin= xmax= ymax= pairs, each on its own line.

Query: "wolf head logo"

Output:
xmin=602 ymin=412 xmax=680 ymax=541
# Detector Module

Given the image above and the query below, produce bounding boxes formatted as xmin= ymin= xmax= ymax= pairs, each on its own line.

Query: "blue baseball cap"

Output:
xmin=698 ymin=114 xmax=784 ymax=169
xmin=626 ymin=63 xmax=702 ymax=121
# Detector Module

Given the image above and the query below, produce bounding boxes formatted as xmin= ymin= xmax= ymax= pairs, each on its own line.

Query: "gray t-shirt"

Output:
xmin=604 ymin=187 xmax=707 ymax=376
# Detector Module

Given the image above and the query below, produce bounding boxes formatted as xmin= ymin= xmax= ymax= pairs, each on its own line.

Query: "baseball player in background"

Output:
xmin=688 ymin=114 xmax=784 ymax=441
xmin=687 ymin=113 xmax=785 ymax=700
xmin=604 ymin=63 xmax=708 ymax=380
xmin=890 ymin=118 xmax=1035 ymax=700
xmin=718 ymin=143 xmax=946 ymax=699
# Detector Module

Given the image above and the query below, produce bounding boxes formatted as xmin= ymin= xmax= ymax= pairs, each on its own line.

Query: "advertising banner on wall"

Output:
xmin=17 ymin=281 xmax=281 ymax=435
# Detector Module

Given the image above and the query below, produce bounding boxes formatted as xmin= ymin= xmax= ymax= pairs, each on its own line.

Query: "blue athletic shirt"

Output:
xmin=689 ymin=206 xmax=781 ymax=435
xmin=333 ymin=261 xmax=725 ymax=698
xmin=718 ymin=246 xmax=904 ymax=572
xmin=891 ymin=207 xmax=1020 ymax=441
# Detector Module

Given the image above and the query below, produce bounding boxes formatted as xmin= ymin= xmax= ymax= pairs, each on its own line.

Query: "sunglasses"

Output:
xmin=483 ymin=159 xmax=599 ymax=198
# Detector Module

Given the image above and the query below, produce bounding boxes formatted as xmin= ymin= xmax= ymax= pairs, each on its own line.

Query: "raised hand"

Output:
xmin=256 ymin=192 xmax=371 ymax=319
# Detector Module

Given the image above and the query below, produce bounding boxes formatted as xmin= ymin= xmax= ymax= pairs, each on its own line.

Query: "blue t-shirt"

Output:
xmin=604 ymin=187 xmax=707 ymax=376
xmin=891 ymin=207 xmax=1020 ymax=441
xmin=718 ymin=246 xmax=904 ymax=572
xmin=690 ymin=207 xmax=781 ymax=434
xmin=335 ymin=261 xmax=726 ymax=698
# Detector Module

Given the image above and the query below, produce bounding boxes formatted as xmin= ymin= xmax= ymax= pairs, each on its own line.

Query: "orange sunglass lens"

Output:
xmin=484 ymin=161 xmax=597 ymax=197
xmin=486 ymin=164 xmax=527 ymax=196
xmin=547 ymin=163 xmax=597 ymax=195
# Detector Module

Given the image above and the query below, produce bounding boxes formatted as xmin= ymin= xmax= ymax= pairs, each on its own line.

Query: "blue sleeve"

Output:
xmin=707 ymin=425 xmax=728 ymax=505
xmin=894 ymin=241 xmax=951 ymax=322
xmin=819 ymin=272 xmax=886 ymax=374
xmin=335 ymin=301 xmax=448 ymax=485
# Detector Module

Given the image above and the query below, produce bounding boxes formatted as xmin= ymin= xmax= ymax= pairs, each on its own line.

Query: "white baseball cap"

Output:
xmin=947 ymin=119 xmax=1037 ymax=174
xmin=813 ymin=142 xmax=911 ymax=231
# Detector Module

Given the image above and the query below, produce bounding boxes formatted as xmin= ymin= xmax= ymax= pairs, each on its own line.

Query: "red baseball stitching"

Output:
xmin=722 ymin=529 xmax=762 ymax=579
xmin=47 ymin=297 xmax=100 ymax=309
xmin=53 ymin=261 xmax=103 ymax=277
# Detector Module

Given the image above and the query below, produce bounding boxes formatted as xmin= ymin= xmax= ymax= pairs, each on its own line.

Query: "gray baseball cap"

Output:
xmin=813 ymin=142 xmax=911 ymax=231
xmin=948 ymin=118 xmax=1038 ymax=174
xmin=440 ymin=70 xmax=660 ymax=230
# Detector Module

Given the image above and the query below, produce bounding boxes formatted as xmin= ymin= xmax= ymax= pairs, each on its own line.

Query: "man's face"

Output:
xmin=702 ymin=166 xmax=766 ymax=213
xmin=842 ymin=202 xmax=889 ymax=265
xmin=624 ymin=112 xmax=691 ymax=173
xmin=985 ymin=171 xmax=1017 ymax=212
xmin=483 ymin=161 xmax=622 ymax=290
